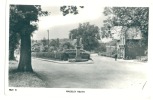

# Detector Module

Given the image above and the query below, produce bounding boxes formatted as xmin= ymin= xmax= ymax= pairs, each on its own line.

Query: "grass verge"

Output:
xmin=9 ymin=61 xmax=46 ymax=87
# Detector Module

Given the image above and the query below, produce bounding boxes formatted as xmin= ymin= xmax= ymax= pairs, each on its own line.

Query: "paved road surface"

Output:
xmin=32 ymin=54 xmax=147 ymax=89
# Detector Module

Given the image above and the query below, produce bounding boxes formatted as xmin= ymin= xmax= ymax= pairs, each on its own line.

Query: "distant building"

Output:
xmin=103 ymin=39 xmax=117 ymax=57
xmin=111 ymin=26 xmax=146 ymax=59
xmin=106 ymin=45 xmax=116 ymax=57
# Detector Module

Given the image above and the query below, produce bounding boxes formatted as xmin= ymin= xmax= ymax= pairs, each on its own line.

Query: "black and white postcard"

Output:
xmin=4 ymin=0 xmax=153 ymax=99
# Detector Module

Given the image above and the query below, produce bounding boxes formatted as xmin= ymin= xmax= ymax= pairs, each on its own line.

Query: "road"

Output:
xmin=32 ymin=54 xmax=147 ymax=89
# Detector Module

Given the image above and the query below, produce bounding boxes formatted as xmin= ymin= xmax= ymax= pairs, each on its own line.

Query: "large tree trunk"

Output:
xmin=17 ymin=33 xmax=33 ymax=72
xmin=9 ymin=48 xmax=15 ymax=60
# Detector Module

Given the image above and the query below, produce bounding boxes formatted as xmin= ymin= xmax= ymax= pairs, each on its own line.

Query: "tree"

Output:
xmin=10 ymin=5 xmax=49 ymax=72
xmin=50 ymin=38 xmax=60 ymax=51
xmin=41 ymin=37 xmax=49 ymax=52
xmin=103 ymin=7 xmax=149 ymax=46
xmin=69 ymin=22 xmax=100 ymax=51
xmin=62 ymin=42 xmax=74 ymax=49
xmin=100 ymin=26 xmax=111 ymax=38
xmin=9 ymin=6 xmax=21 ymax=60
xmin=60 ymin=6 xmax=84 ymax=16
xmin=10 ymin=5 xmax=82 ymax=72
xmin=9 ymin=31 xmax=20 ymax=60
xmin=41 ymin=37 xmax=48 ymax=46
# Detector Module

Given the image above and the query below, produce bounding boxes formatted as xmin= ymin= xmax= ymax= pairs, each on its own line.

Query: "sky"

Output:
xmin=32 ymin=5 xmax=106 ymax=40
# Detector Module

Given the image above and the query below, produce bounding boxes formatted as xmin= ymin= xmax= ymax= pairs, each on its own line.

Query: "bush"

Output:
xmin=32 ymin=52 xmax=64 ymax=60
xmin=81 ymin=53 xmax=90 ymax=59
xmin=63 ymin=49 xmax=90 ymax=60
xmin=32 ymin=49 xmax=90 ymax=61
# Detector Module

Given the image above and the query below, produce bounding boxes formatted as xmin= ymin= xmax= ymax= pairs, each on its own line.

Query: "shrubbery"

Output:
xmin=62 ymin=50 xmax=90 ymax=60
xmin=81 ymin=53 xmax=90 ymax=59
xmin=32 ymin=50 xmax=90 ymax=61
xmin=32 ymin=52 xmax=64 ymax=60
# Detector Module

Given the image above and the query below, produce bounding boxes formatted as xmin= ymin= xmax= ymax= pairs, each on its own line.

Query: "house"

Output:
xmin=104 ymin=40 xmax=117 ymax=57
xmin=111 ymin=26 xmax=146 ymax=59
xmin=105 ymin=45 xmax=116 ymax=57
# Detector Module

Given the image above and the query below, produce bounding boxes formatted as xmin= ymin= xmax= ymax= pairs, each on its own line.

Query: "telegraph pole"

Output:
xmin=47 ymin=30 xmax=49 ymax=51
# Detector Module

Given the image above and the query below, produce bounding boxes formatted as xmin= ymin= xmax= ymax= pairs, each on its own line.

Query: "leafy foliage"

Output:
xmin=50 ymin=39 xmax=60 ymax=48
xmin=10 ymin=5 xmax=49 ymax=35
xmin=69 ymin=22 xmax=100 ymax=51
xmin=10 ymin=5 xmax=83 ymax=72
xmin=62 ymin=42 xmax=74 ymax=49
xmin=60 ymin=6 xmax=84 ymax=16
xmin=10 ymin=5 xmax=49 ymax=72
xmin=103 ymin=7 xmax=149 ymax=45
xmin=9 ymin=5 xmax=49 ymax=54
xmin=9 ymin=30 xmax=20 ymax=60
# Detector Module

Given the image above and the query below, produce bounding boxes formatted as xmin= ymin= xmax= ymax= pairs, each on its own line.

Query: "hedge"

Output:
xmin=32 ymin=51 xmax=90 ymax=61
xmin=32 ymin=52 xmax=64 ymax=60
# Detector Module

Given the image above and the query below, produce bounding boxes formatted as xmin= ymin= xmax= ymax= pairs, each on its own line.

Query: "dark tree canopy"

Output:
xmin=9 ymin=30 xmax=20 ymax=60
xmin=10 ymin=5 xmax=49 ymax=38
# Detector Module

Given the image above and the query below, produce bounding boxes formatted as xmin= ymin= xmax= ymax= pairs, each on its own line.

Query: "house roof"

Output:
xmin=126 ymin=27 xmax=142 ymax=39
xmin=111 ymin=26 xmax=142 ymax=40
